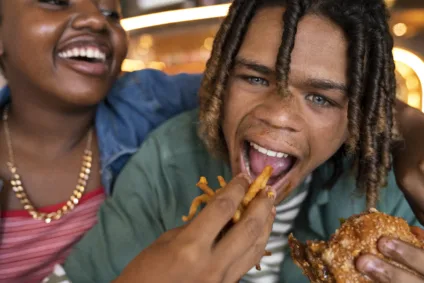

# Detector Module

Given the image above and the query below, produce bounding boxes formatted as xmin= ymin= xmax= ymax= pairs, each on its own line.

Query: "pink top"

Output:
xmin=0 ymin=188 xmax=106 ymax=283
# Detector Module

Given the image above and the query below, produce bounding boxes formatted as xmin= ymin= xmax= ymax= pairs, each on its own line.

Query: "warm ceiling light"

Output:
xmin=407 ymin=92 xmax=421 ymax=109
xmin=121 ymin=1 xmax=398 ymax=31
xmin=393 ymin=47 xmax=424 ymax=111
xmin=121 ymin=59 xmax=145 ymax=72
xmin=385 ymin=0 xmax=396 ymax=8
xmin=120 ymin=7 xmax=423 ymax=112
xmin=203 ymin=37 xmax=214 ymax=51
xmin=393 ymin=23 xmax=407 ymax=37
xmin=121 ymin=4 xmax=231 ymax=31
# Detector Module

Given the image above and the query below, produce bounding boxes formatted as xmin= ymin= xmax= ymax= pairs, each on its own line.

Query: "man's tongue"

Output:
xmin=249 ymin=145 xmax=294 ymax=178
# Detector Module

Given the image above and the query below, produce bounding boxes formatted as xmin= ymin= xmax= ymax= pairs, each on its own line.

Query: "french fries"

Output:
xmin=242 ymin=166 xmax=273 ymax=207
xmin=182 ymin=166 xmax=274 ymax=223
xmin=182 ymin=166 xmax=274 ymax=270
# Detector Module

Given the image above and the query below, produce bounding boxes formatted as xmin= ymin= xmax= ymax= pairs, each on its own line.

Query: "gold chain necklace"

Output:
xmin=2 ymin=105 xmax=93 ymax=223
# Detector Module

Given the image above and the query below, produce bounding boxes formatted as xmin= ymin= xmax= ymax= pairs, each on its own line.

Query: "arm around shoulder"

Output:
xmin=64 ymin=135 xmax=169 ymax=283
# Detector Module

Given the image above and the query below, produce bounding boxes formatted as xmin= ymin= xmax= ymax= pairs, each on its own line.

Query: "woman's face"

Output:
xmin=0 ymin=0 xmax=128 ymax=107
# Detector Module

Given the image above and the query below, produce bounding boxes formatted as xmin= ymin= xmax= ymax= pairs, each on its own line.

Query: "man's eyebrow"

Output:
xmin=234 ymin=57 xmax=347 ymax=93
xmin=304 ymin=78 xmax=348 ymax=93
xmin=234 ymin=57 xmax=275 ymax=75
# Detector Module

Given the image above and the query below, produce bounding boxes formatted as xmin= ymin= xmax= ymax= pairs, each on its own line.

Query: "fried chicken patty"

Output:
xmin=288 ymin=208 xmax=424 ymax=283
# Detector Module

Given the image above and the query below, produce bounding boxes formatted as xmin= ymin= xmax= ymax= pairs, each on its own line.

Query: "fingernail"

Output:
xmin=266 ymin=186 xmax=277 ymax=200
xmin=267 ymin=191 xmax=275 ymax=199
xmin=357 ymin=257 xmax=389 ymax=283
xmin=359 ymin=257 xmax=380 ymax=273
xmin=266 ymin=187 xmax=276 ymax=200
xmin=378 ymin=238 xmax=399 ymax=257
xmin=356 ymin=256 xmax=387 ymax=282
xmin=284 ymin=182 xmax=292 ymax=191
xmin=382 ymin=239 xmax=397 ymax=253
xmin=238 ymin=173 xmax=252 ymax=183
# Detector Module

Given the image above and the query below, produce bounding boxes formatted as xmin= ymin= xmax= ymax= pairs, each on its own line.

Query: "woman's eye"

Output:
xmin=39 ymin=0 xmax=69 ymax=6
xmin=245 ymin=76 xmax=269 ymax=86
xmin=101 ymin=9 xmax=122 ymax=21
xmin=306 ymin=94 xmax=331 ymax=107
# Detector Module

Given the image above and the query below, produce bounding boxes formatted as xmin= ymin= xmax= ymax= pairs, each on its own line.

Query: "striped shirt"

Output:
xmin=0 ymin=189 xmax=105 ymax=283
xmin=243 ymin=176 xmax=311 ymax=283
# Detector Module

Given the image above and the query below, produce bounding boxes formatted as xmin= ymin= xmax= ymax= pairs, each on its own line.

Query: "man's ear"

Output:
xmin=0 ymin=24 xmax=7 ymax=78
xmin=0 ymin=23 xmax=4 ymax=57
xmin=0 ymin=1 xmax=5 ymax=66
xmin=343 ymin=131 xmax=355 ymax=155
xmin=0 ymin=41 xmax=4 ymax=57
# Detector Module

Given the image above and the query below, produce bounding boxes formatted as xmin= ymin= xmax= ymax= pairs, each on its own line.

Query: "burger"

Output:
xmin=288 ymin=208 xmax=424 ymax=283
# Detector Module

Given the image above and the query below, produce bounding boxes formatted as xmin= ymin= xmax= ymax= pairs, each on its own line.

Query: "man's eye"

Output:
xmin=39 ymin=0 xmax=69 ymax=6
xmin=244 ymin=76 xmax=269 ymax=86
xmin=101 ymin=9 xmax=122 ymax=21
xmin=305 ymin=94 xmax=331 ymax=107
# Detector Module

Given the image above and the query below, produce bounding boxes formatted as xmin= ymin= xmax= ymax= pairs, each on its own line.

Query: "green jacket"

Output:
xmin=64 ymin=110 xmax=420 ymax=283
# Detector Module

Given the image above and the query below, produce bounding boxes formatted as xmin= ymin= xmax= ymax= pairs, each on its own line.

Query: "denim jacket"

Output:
xmin=0 ymin=69 xmax=202 ymax=195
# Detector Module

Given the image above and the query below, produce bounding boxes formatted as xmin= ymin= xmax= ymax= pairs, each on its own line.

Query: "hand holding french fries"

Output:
xmin=114 ymin=173 xmax=276 ymax=283
xmin=183 ymin=166 xmax=275 ymax=270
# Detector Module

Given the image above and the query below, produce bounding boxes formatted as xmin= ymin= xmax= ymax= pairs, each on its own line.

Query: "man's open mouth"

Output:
xmin=240 ymin=140 xmax=298 ymax=188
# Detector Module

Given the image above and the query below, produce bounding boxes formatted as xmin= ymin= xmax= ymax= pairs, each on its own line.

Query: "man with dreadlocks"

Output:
xmin=59 ymin=0 xmax=424 ymax=282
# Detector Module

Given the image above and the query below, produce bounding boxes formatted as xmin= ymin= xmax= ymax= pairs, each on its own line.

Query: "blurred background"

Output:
xmin=3 ymin=0 xmax=423 ymax=111
xmin=119 ymin=0 xmax=424 ymax=112
xmin=118 ymin=0 xmax=424 ymax=111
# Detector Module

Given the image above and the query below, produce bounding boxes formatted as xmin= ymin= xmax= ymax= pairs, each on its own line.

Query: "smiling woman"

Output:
xmin=0 ymin=0 xmax=127 ymax=214
xmin=0 ymin=0 xmax=127 ymax=106
xmin=0 ymin=0 xmax=125 ymax=280
xmin=0 ymin=0 xmax=202 ymax=282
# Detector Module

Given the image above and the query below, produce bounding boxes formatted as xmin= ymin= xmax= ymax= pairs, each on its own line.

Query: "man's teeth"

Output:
xmin=58 ymin=48 xmax=106 ymax=62
xmin=250 ymin=142 xmax=289 ymax=158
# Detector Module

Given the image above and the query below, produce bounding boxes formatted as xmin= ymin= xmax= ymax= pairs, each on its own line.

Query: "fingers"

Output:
xmin=377 ymin=237 xmax=424 ymax=275
xmin=356 ymin=254 xmax=424 ymax=283
xmin=357 ymin=236 xmax=424 ymax=283
xmin=185 ymin=174 xmax=251 ymax=243
xmin=222 ymin=200 xmax=276 ymax=283
xmin=213 ymin=187 xmax=276 ymax=274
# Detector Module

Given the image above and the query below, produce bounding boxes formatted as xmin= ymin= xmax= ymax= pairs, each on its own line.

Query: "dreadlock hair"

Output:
xmin=198 ymin=0 xmax=400 ymax=209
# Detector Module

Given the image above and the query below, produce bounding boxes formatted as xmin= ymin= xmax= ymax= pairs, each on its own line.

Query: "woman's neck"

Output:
xmin=4 ymin=91 xmax=97 ymax=157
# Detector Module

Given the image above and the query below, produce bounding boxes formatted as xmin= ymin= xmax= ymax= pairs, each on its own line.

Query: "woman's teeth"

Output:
xmin=58 ymin=48 xmax=106 ymax=62
xmin=249 ymin=142 xmax=289 ymax=158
